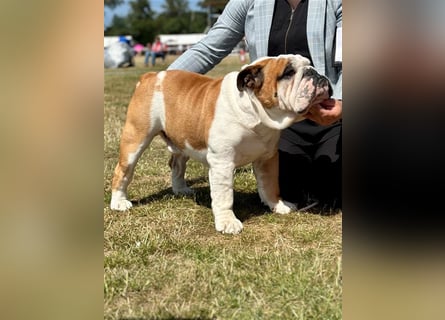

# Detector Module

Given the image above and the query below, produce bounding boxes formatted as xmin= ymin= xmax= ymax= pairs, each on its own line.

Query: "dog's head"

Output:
xmin=236 ymin=54 xmax=333 ymax=128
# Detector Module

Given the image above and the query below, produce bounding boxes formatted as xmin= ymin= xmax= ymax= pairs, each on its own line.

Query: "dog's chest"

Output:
xmin=176 ymin=129 xmax=278 ymax=167
xmin=234 ymin=129 xmax=280 ymax=165
xmin=207 ymin=118 xmax=281 ymax=166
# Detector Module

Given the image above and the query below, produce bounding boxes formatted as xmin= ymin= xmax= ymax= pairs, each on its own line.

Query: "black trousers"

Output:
xmin=278 ymin=130 xmax=342 ymax=209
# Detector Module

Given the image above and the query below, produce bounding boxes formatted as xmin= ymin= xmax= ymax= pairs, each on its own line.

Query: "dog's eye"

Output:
xmin=279 ymin=65 xmax=296 ymax=80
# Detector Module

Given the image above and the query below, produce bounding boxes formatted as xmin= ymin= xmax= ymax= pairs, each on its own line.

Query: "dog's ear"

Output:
xmin=237 ymin=65 xmax=264 ymax=92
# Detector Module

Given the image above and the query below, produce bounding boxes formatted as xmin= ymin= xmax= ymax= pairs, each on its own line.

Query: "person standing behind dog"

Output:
xmin=151 ymin=36 xmax=166 ymax=66
xmin=168 ymin=0 xmax=342 ymax=211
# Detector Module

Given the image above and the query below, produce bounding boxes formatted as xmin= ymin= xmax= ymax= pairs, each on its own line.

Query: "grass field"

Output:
xmin=104 ymin=54 xmax=342 ymax=319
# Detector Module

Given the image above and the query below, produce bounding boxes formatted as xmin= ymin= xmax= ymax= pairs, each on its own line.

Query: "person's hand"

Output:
xmin=305 ymin=98 xmax=342 ymax=125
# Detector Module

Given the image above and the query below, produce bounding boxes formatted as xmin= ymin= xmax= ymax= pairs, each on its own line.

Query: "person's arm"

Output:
xmin=168 ymin=0 xmax=250 ymax=74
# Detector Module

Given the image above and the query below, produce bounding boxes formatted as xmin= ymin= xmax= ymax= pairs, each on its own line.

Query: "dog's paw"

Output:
xmin=172 ymin=186 xmax=195 ymax=195
xmin=215 ymin=216 xmax=243 ymax=235
xmin=273 ymin=200 xmax=296 ymax=214
xmin=110 ymin=199 xmax=133 ymax=211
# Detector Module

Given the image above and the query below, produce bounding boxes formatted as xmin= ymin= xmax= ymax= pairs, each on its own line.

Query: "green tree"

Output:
xmin=155 ymin=0 xmax=207 ymax=34
xmin=104 ymin=0 xmax=124 ymax=8
xmin=127 ymin=0 xmax=156 ymax=44
xmin=104 ymin=14 xmax=132 ymax=36
xmin=198 ymin=0 xmax=228 ymax=11
xmin=156 ymin=0 xmax=189 ymax=34
xmin=105 ymin=0 xmax=208 ymax=43
xmin=187 ymin=11 xmax=208 ymax=33
xmin=161 ymin=0 xmax=189 ymax=16
xmin=198 ymin=0 xmax=228 ymax=28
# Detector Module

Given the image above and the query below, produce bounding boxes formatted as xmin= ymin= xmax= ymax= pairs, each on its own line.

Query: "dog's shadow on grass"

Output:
xmin=133 ymin=177 xmax=269 ymax=222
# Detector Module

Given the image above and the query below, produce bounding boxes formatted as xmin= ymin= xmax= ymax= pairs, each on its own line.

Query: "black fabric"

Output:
xmin=280 ymin=120 xmax=342 ymax=149
xmin=268 ymin=0 xmax=311 ymax=61
xmin=278 ymin=131 xmax=342 ymax=209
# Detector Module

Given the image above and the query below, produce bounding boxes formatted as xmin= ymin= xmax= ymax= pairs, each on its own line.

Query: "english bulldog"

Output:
xmin=110 ymin=54 xmax=332 ymax=234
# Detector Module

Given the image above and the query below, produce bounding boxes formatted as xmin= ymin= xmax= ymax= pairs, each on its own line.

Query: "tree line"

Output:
xmin=104 ymin=0 xmax=229 ymax=45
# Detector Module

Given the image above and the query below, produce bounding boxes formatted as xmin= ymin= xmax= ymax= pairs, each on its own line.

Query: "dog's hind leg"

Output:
xmin=159 ymin=132 xmax=194 ymax=195
xmin=168 ymin=153 xmax=193 ymax=195
xmin=110 ymin=124 xmax=156 ymax=211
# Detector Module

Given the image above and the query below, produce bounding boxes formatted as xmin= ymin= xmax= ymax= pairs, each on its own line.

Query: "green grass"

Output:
xmin=104 ymin=54 xmax=342 ymax=319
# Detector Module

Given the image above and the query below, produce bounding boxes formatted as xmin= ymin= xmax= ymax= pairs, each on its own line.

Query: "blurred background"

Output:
xmin=104 ymin=0 xmax=226 ymax=40
xmin=103 ymin=0 xmax=248 ymax=69
xmin=0 ymin=0 xmax=444 ymax=319
xmin=104 ymin=0 xmax=232 ymax=53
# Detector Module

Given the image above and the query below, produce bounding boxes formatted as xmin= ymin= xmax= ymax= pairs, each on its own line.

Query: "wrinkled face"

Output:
xmin=237 ymin=54 xmax=333 ymax=114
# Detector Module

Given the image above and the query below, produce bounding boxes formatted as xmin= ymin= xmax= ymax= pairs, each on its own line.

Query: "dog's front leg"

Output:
xmin=208 ymin=158 xmax=243 ymax=234
xmin=253 ymin=152 xmax=296 ymax=214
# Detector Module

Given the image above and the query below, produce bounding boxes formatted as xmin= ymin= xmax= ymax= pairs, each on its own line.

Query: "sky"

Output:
xmin=104 ymin=0 xmax=202 ymax=28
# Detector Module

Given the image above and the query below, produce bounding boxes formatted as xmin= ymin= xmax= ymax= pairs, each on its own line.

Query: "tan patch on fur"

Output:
xmin=161 ymin=71 xmax=222 ymax=150
xmin=253 ymin=57 xmax=290 ymax=109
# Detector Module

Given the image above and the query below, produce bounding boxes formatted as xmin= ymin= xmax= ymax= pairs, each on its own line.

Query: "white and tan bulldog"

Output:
xmin=110 ymin=54 xmax=332 ymax=234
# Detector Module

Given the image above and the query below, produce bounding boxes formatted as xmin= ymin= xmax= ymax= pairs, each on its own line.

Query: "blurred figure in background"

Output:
xmin=144 ymin=42 xmax=152 ymax=67
xmin=150 ymin=36 xmax=167 ymax=66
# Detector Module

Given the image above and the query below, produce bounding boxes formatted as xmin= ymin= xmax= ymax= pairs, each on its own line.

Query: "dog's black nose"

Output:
xmin=319 ymin=77 xmax=333 ymax=97
xmin=304 ymin=67 xmax=333 ymax=97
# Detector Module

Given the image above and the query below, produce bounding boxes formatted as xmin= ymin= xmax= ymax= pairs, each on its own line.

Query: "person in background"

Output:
xmin=162 ymin=42 xmax=169 ymax=58
xmin=144 ymin=42 xmax=152 ymax=67
xmin=168 ymin=0 xmax=342 ymax=212
xmin=151 ymin=36 xmax=166 ymax=66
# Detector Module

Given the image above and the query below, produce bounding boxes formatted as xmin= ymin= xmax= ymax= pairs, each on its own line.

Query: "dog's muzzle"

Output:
xmin=303 ymin=67 xmax=333 ymax=97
